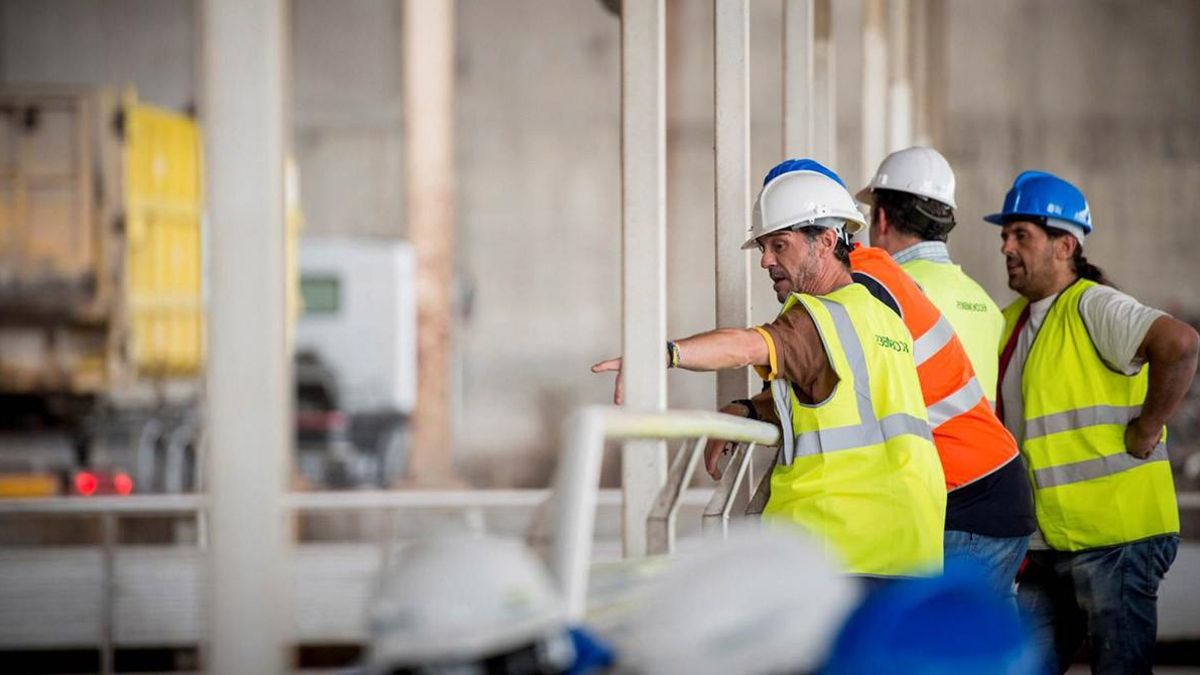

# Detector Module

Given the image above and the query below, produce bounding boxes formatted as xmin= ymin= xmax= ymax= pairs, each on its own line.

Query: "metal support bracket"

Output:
xmin=646 ymin=438 xmax=707 ymax=555
xmin=701 ymin=441 xmax=758 ymax=536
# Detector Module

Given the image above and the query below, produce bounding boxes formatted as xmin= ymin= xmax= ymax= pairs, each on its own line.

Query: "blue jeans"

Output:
xmin=1017 ymin=535 xmax=1179 ymax=675
xmin=944 ymin=530 xmax=1029 ymax=601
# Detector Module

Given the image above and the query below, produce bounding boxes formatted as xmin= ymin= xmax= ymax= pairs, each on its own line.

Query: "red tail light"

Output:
xmin=113 ymin=472 xmax=134 ymax=496
xmin=297 ymin=410 xmax=348 ymax=432
xmin=74 ymin=471 xmax=98 ymax=496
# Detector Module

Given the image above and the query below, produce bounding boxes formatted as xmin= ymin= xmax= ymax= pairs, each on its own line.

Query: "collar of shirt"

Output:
xmin=891 ymin=241 xmax=953 ymax=265
xmin=1026 ymin=292 xmax=1059 ymax=331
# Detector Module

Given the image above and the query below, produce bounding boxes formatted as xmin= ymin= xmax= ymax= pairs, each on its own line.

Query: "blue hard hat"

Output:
xmin=764 ymin=158 xmax=847 ymax=188
xmin=567 ymin=626 xmax=615 ymax=674
xmin=821 ymin=560 xmax=1040 ymax=675
xmin=983 ymin=170 xmax=1092 ymax=234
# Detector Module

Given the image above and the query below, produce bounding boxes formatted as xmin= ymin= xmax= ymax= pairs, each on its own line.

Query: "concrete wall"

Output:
xmin=451 ymin=1 xmax=622 ymax=484
xmin=292 ymin=0 xmax=406 ymax=239
xmin=942 ymin=0 xmax=1200 ymax=313
xmin=3 ymin=0 xmax=1198 ymax=485
xmin=0 ymin=0 xmax=195 ymax=109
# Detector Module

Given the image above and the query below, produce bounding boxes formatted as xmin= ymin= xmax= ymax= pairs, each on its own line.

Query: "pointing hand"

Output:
xmin=591 ymin=357 xmax=624 ymax=405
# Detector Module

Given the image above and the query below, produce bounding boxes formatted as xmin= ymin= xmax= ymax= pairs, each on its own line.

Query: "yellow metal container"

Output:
xmin=123 ymin=94 xmax=205 ymax=378
xmin=0 ymin=87 xmax=302 ymax=491
xmin=0 ymin=88 xmax=204 ymax=398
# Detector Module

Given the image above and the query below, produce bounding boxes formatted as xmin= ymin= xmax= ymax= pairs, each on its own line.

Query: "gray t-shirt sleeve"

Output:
xmin=1078 ymin=285 xmax=1167 ymax=375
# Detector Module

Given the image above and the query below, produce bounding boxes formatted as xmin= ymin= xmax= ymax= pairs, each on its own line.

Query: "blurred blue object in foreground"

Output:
xmin=824 ymin=559 xmax=1040 ymax=675
xmin=567 ymin=626 xmax=615 ymax=674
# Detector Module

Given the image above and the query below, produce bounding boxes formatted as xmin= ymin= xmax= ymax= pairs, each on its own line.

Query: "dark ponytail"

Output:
xmin=1039 ymin=221 xmax=1115 ymax=287
xmin=1071 ymin=245 xmax=1114 ymax=287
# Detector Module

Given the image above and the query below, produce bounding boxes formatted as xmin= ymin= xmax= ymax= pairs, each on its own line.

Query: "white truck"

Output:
xmin=294 ymin=236 xmax=417 ymax=487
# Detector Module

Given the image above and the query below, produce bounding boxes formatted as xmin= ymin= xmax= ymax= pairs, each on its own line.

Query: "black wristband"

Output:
xmin=732 ymin=399 xmax=759 ymax=421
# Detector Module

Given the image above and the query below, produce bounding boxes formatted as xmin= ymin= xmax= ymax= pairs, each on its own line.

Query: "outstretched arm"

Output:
xmin=591 ymin=328 xmax=770 ymax=404
xmin=675 ymin=328 xmax=770 ymax=371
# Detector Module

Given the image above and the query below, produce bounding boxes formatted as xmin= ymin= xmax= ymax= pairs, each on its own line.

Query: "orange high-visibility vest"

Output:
xmin=850 ymin=246 xmax=1018 ymax=490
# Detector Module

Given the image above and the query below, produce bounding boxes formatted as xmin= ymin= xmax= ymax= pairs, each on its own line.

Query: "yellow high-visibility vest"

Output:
xmin=1001 ymin=278 xmax=1179 ymax=551
xmin=902 ymin=258 xmax=1005 ymax=402
xmin=763 ymin=283 xmax=946 ymax=576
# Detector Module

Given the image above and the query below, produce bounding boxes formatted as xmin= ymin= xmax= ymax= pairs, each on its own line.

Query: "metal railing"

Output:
xmin=550 ymin=405 xmax=781 ymax=620
xmin=5 ymin=409 xmax=1200 ymax=667
xmin=547 ymin=405 xmax=1200 ymax=623
xmin=0 ymin=483 xmax=722 ymax=671
xmin=646 ymin=431 xmax=773 ymax=555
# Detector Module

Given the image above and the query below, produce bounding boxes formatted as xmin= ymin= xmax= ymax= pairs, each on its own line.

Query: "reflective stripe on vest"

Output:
xmin=927 ymin=376 xmax=986 ymax=428
xmin=901 ymin=258 xmax=1006 ymax=402
xmin=1020 ymin=403 xmax=1171 ymax=488
xmin=1035 ymin=442 xmax=1167 ymax=489
xmin=772 ymin=297 xmax=931 ymax=466
xmin=1026 ymin=404 xmax=1141 ymax=440
xmin=913 ymin=315 xmax=956 ymax=366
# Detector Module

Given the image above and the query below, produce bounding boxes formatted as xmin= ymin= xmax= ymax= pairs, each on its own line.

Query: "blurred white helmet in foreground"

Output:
xmin=366 ymin=535 xmax=576 ymax=675
xmin=619 ymin=528 xmax=858 ymax=675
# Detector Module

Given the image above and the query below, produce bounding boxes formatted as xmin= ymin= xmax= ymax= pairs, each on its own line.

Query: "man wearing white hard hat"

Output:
xmin=857 ymin=147 xmax=1006 ymax=394
xmin=593 ymin=162 xmax=946 ymax=582
xmin=363 ymin=536 xmax=612 ymax=675
xmin=857 ymin=147 xmax=1035 ymax=597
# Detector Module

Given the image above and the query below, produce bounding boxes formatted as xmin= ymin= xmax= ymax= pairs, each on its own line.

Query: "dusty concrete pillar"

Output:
xmin=861 ymin=0 xmax=888 ymax=186
xmin=620 ymin=0 xmax=668 ymax=558
xmin=813 ymin=0 xmax=837 ymax=165
xmin=887 ymin=0 xmax=913 ymax=151
xmin=909 ymin=0 xmax=931 ymax=146
xmin=404 ymin=0 xmax=458 ymax=486
xmin=713 ymin=0 xmax=753 ymax=405
xmin=783 ymin=0 xmax=815 ymax=158
xmin=923 ymin=0 xmax=948 ymax=149
xmin=201 ymin=0 xmax=291 ymax=672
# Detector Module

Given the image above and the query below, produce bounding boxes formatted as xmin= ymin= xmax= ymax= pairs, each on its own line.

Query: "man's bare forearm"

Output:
xmin=1138 ymin=317 xmax=1200 ymax=430
xmin=675 ymin=328 xmax=768 ymax=372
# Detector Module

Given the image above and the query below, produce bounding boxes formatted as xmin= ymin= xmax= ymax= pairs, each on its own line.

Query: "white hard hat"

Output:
xmin=618 ymin=528 xmax=859 ymax=675
xmin=856 ymin=145 xmax=957 ymax=208
xmin=742 ymin=169 xmax=868 ymax=250
xmin=366 ymin=535 xmax=575 ymax=673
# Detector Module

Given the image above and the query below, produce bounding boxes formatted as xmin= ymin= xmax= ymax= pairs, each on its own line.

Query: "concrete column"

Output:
xmin=713 ymin=0 xmax=752 ymax=405
xmin=812 ymin=0 xmax=837 ymax=165
xmin=405 ymin=0 xmax=458 ymax=486
xmin=887 ymin=0 xmax=913 ymax=151
xmin=782 ymin=0 xmax=815 ymax=157
xmin=620 ymin=0 xmax=668 ymax=558
xmin=908 ymin=0 xmax=931 ymax=146
xmin=861 ymin=0 xmax=888 ymax=186
xmin=924 ymin=0 xmax=948 ymax=149
xmin=201 ymin=0 xmax=290 ymax=672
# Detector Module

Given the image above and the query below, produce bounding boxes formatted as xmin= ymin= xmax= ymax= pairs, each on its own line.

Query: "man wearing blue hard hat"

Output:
xmin=987 ymin=170 xmax=1199 ymax=674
